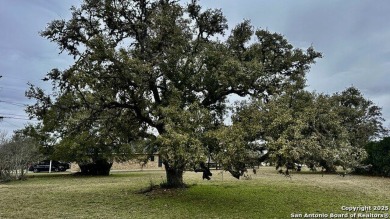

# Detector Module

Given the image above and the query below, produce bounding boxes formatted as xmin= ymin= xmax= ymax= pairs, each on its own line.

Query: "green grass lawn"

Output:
xmin=0 ymin=167 xmax=389 ymax=219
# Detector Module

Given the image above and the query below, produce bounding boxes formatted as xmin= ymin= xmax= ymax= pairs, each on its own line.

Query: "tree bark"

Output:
xmin=320 ymin=160 xmax=337 ymax=173
xmin=78 ymin=159 xmax=113 ymax=176
xmin=164 ymin=163 xmax=185 ymax=188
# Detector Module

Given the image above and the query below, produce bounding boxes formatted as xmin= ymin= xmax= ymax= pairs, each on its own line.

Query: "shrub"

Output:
xmin=358 ymin=137 xmax=390 ymax=177
xmin=0 ymin=133 xmax=42 ymax=182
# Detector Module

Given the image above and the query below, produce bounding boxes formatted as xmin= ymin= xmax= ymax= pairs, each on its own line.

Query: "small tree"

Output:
xmin=0 ymin=131 xmax=42 ymax=182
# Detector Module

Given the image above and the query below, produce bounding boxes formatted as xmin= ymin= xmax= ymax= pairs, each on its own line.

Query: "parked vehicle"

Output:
xmin=28 ymin=160 xmax=70 ymax=173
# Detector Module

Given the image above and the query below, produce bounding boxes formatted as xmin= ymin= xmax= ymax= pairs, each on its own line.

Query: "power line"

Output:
xmin=0 ymin=74 xmax=33 ymax=82
xmin=0 ymin=113 xmax=29 ymax=117
xmin=0 ymin=116 xmax=37 ymax=121
xmin=0 ymin=86 xmax=26 ymax=91
xmin=0 ymin=112 xmax=36 ymax=121
xmin=0 ymin=100 xmax=28 ymax=107
xmin=0 ymin=100 xmax=28 ymax=105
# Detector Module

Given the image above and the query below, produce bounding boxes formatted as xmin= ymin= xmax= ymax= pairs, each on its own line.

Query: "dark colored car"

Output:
xmin=28 ymin=160 xmax=70 ymax=173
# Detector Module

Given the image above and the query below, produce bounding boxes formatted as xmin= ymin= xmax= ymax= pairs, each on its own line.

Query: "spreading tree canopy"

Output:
xmin=233 ymin=87 xmax=387 ymax=173
xmin=26 ymin=0 xmax=321 ymax=187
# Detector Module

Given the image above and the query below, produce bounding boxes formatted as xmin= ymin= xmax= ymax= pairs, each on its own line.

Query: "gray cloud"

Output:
xmin=0 ymin=1 xmax=79 ymax=135
xmin=1 ymin=0 xmax=390 ymax=135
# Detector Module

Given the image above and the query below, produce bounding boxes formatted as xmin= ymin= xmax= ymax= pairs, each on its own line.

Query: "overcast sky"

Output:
xmin=1 ymin=0 xmax=389 ymax=137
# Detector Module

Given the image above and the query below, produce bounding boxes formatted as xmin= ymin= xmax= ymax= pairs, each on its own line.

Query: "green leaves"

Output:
xmin=233 ymin=87 xmax=386 ymax=172
xmin=364 ymin=137 xmax=390 ymax=176
xmin=29 ymin=0 xmax=324 ymax=181
xmin=0 ymin=132 xmax=42 ymax=181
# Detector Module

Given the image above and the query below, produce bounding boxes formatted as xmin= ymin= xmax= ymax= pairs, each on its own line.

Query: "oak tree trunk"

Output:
xmin=164 ymin=163 xmax=185 ymax=188
xmin=78 ymin=159 xmax=113 ymax=176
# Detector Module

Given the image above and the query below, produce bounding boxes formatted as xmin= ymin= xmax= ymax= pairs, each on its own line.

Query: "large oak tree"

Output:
xmin=27 ymin=0 xmax=321 ymax=187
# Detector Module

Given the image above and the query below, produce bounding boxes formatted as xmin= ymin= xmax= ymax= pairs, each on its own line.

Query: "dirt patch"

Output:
xmin=137 ymin=184 xmax=190 ymax=197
